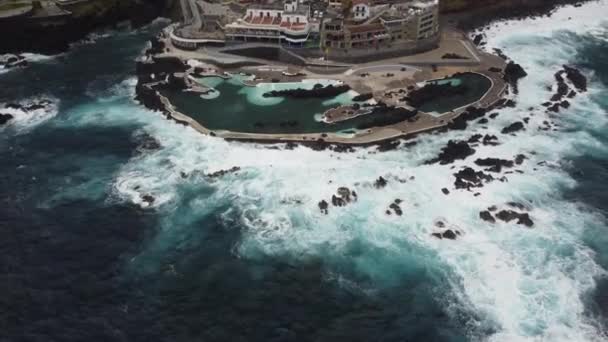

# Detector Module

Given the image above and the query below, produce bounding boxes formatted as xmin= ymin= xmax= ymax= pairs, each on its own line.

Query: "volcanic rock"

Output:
xmin=318 ymin=200 xmax=329 ymax=214
xmin=207 ymin=166 xmax=241 ymax=178
xmin=503 ymin=62 xmax=528 ymax=93
xmin=389 ymin=203 xmax=403 ymax=216
xmin=376 ymin=140 xmax=401 ymax=152
xmin=374 ymin=176 xmax=388 ymax=189
xmin=0 ymin=113 xmax=14 ymax=125
xmin=453 ymin=167 xmax=494 ymax=190
xmin=141 ymin=194 xmax=155 ymax=206
xmin=563 ymin=65 xmax=587 ymax=92
xmin=468 ymin=134 xmax=482 ymax=143
xmin=473 ymin=34 xmax=484 ymax=45
xmin=501 ymin=122 xmax=525 ymax=134
xmin=474 ymin=158 xmax=515 ymax=173
xmin=331 ymin=195 xmax=346 ymax=207
xmin=426 ymin=140 xmax=476 ymax=165
xmin=479 ymin=210 xmax=496 ymax=223
xmin=496 ymin=210 xmax=534 ymax=227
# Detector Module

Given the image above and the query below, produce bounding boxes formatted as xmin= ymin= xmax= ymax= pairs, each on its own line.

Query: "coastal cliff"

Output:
xmin=0 ymin=0 xmax=180 ymax=54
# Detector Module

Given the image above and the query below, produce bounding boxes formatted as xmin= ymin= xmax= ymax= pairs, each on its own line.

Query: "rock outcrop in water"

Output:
xmin=474 ymin=158 xmax=514 ymax=172
xmin=496 ymin=210 xmax=534 ymax=227
xmin=426 ymin=140 xmax=476 ymax=165
xmin=563 ymin=65 xmax=587 ymax=92
xmin=543 ymin=65 xmax=587 ymax=113
xmin=317 ymin=187 xmax=358 ymax=214
xmin=447 ymin=106 xmax=489 ymax=130
xmin=479 ymin=202 xmax=534 ymax=227
xmin=0 ymin=113 xmax=14 ymax=125
xmin=453 ymin=167 xmax=494 ymax=190
xmin=479 ymin=210 xmax=496 ymax=223
xmin=263 ymin=84 xmax=351 ymax=99
xmin=503 ymin=62 xmax=528 ymax=93
xmin=374 ymin=177 xmax=388 ymax=189
xmin=501 ymin=121 xmax=525 ymax=134
xmin=206 ymin=166 xmax=241 ymax=178
xmin=432 ymin=229 xmax=462 ymax=240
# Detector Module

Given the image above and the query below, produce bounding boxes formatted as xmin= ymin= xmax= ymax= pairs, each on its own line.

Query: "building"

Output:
xmin=320 ymin=0 xmax=439 ymax=52
xmin=224 ymin=1 xmax=312 ymax=46
xmin=170 ymin=0 xmax=440 ymax=60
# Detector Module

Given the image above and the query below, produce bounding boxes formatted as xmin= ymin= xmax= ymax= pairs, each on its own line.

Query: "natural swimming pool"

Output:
xmin=162 ymin=76 xmax=366 ymax=134
xmin=417 ymin=72 xmax=492 ymax=115
xmin=162 ymin=72 xmax=493 ymax=134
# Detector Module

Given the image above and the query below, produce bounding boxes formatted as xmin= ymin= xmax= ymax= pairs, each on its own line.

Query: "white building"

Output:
xmin=225 ymin=1 xmax=311 ymax=46
xmin=351 ymin=0 xmax=370 ymax=22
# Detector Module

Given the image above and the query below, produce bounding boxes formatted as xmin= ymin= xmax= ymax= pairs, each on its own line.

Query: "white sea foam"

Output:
xmin=111 ymin=1 xmax=608 ymax=340
xmin=0 ymin=96 xmax=59 ymax=133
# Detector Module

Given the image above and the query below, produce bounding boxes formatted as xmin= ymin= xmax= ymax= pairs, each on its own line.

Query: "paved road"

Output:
xmin=345 ymin=64 xmax=422 ymax=75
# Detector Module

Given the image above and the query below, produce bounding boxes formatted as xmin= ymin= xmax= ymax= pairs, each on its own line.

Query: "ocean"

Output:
xmin=1 ymin=2 xmax=607 ymax=341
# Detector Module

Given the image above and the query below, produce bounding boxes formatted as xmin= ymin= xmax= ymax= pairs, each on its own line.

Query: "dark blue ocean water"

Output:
xmin=1 ymin=12 xmax=607 ymax=342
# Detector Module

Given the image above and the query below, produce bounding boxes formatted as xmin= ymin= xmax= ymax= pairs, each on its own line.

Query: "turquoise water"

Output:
xmin=163 ymin=77 xmax=364 ymax=134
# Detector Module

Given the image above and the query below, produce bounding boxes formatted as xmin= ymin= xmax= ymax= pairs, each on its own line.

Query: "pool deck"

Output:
xmin=142 ymin=27 xmax=508 ymax=146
